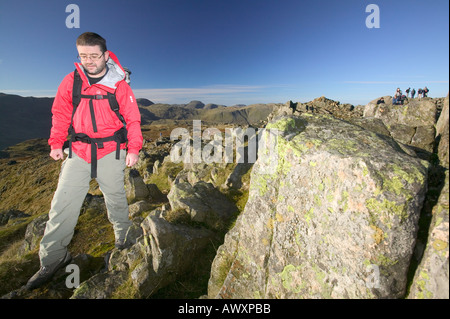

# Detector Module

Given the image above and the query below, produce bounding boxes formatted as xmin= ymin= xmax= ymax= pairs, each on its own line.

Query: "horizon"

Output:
xmin=0 ymin=0 xmax=448 ymax=106
xmin=1 ymin=90 xmax=449 ymax=109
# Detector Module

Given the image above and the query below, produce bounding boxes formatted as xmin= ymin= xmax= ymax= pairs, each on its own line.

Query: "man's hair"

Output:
xmin=76 ymin=32 xmax=107 ymax=53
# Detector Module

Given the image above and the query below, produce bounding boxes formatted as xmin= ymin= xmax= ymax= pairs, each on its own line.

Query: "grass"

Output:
xmin=69 ymin=209 xmax=116 ymax=258
xmin=0 ymin=139 xmax=60 ymax=216
xmin=0 ymin=215 xmax=36 ymax=255
xmin=147 ymin=161 xmax=184 ymax=193
xmin=0 ymin=240 xmax=40 ymax=296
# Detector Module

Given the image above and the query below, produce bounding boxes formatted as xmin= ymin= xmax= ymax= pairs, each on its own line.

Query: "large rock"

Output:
xmin=125 ymin=169 xmax=150 ymax=203
xmin=408 ymin=171 xmax=449 ymax=299
xmin=125 ymin=169 xmax=164 ymax=204
xmin=142 ymin=209 xmax=214 ymax=278
xmin=20 ymin=214 xmax=48 ymax=254
xmin=0 ymin=210 xmax=30 ymax=226
xmin=208 ymin=114 xmax=428 ymax=299
xmin=71 ymin=270 xmax=128 ymax=299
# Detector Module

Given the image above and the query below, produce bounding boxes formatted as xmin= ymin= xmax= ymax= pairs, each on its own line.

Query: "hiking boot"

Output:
xmin=115 ymin=238 xmax=130 ymax=250
xmin=25 ymin=252 xmax=72 ymax=290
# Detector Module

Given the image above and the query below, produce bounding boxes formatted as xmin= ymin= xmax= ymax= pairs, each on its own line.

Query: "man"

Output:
xmin=26 ymin=32 xmax=143 ymax=290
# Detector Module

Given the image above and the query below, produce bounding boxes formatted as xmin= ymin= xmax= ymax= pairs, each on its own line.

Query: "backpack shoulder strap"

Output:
xmin=72 ymin=69 xmax=82 ymax=109
xmin=107 ymin=89 xmax=126 ymax=127
xmin=68 ymin=69 xmax=83 ymax=134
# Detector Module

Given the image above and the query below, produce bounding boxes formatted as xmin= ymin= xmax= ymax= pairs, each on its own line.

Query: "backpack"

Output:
xmin=66 ymin=69 xmax=128 ymax=178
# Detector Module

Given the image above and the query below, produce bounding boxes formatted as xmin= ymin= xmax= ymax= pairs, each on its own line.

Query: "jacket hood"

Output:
xmin=74 ymin=51 xmax=125 ymax=91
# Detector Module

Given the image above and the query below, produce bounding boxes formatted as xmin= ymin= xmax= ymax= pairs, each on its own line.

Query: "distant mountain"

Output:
xmin=137 ymin=102 xmax=277 ymax=126
xmin=136 ymin=98 xmax=154 ymax=106
xmin=0 ymin=93 xmax=54 ymax=151
xmin=0 ymin=93 xmax=278 ymax=151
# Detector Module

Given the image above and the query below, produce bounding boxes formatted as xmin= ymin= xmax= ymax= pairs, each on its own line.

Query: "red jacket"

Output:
xmin=49 ymin=51 xmax=143 ymax=163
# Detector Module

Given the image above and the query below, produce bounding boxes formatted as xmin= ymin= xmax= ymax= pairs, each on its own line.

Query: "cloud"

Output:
xmin=0 ymin=89 xmax=56 ymax=97
xmin=133 ymin=84 xmax=274 ymax=104
xmin=343 ymin=81 xmax=449 ymax=84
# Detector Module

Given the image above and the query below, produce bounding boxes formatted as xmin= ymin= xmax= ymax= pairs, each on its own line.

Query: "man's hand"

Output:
xmin=126 ymin=153 xmax=139 ymax=167
xmin=50 ymin=149 xmax=64 ymax=161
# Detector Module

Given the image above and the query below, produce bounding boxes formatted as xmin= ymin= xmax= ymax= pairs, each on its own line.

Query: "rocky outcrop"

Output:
xmin=71 ymin=208 xmax=215 ymax=299
xmin=208 ymin=114 xmax=429 ymax=299
xmin=362 ymin=97 xmax=437 ymax=156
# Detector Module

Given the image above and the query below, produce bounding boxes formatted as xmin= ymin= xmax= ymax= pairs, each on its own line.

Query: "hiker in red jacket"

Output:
xmin=26 ymin=32 xmax=143 ymax=290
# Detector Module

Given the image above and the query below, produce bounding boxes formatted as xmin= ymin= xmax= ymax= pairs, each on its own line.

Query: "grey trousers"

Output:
xmin=39 ymin=150 xmax=131 ymax=266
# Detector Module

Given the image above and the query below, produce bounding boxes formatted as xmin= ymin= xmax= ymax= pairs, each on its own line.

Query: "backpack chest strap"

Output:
xmin=81 ymin=94 xmax=108 ymax=100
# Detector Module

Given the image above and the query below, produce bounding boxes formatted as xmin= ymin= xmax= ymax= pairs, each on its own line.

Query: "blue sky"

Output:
xmin=0 ymin=0 xmax=448 ymax=106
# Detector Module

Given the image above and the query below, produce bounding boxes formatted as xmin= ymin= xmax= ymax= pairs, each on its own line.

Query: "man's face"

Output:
xmin=77 ymin=45 xmax=109 ymax=78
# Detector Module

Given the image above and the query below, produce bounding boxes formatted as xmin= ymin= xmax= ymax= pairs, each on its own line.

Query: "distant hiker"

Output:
xmin=423 ymin=86 xmax=429 ymax=97
xmin=411 ymin=88 xmax=416 ymax=99
xmin=418 ymin=88 xmax=423 ymax=99
xmin=26 ymin=32 xmax=143 ymax=290
xmin=288 ymin=100 xmax=297 ymax=112
xmin=406 ymin=87 xmax=410 ymax=97
xmin=392 ymin=88 xmax=402 ymax=105
xmin=377 ymin=97 xmax=385 ymax=104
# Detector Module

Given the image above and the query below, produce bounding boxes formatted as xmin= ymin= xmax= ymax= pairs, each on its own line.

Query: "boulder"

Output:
xmin=128 ymin=200 xmax=154 ymax=219
xmin=142 ymin=209 xmax=214 ymax=277
xmin=20 ymin=214 xmax=48 ymax=254
xmin=125 ymin=169 xmax=150 ymax=203
xmin=0 ymin=210 xmax=30 ymax=226
xmin=208 ymin=114 xmax=428 ymax=299
xmin=71 ymin=270 xmax=128 ymax=299
xmin=167 ymin=181 xmax=238 ymax=230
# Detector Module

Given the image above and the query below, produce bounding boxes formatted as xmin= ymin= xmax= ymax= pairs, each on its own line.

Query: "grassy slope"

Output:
xmin=0 ymin=123 xmax=251 ymax=298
